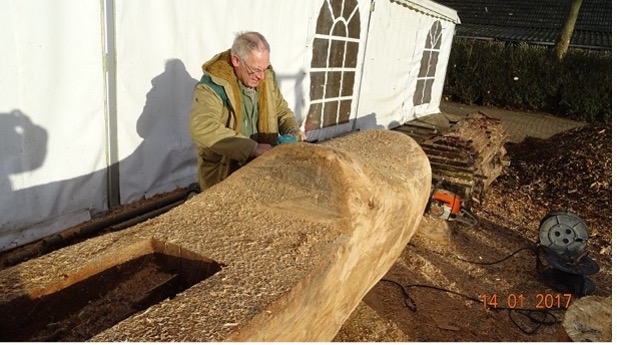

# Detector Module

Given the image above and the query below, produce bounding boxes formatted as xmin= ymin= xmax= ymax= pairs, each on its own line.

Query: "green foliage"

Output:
xmin=558 ymin=49 xmax=612 ymax=122
xmin=444 ymin=38 xmax=611 ymax=123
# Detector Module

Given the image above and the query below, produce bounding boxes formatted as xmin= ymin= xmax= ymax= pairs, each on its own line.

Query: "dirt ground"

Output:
xmin=337 ymin=122 xmax=612 ymax=342
xmin=0 ymin=120 xmax=611 ymax=342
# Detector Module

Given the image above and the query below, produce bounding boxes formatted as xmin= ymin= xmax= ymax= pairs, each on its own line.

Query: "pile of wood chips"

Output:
xmin=493 ymin=123 xmax=612 ymax=249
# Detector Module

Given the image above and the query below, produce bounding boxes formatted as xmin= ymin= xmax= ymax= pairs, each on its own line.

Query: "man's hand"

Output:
xmin=289 ymin=128 xmax=308 ymax=142
xmin=252 ymin=143 xmax=272 ymax=157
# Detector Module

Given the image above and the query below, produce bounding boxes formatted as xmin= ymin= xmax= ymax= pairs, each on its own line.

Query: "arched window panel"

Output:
xmin=425 ymin=21 xmax=443 ymax=49
xmin=316 ymin=1 xmax=361 ymax=37
xmin=413 ymin=20 xmax=443 ymax=106
xmin=308 ymin=0 xmax=361 ymax=130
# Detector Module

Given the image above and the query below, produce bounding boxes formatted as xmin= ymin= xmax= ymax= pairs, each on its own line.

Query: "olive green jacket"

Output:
xmin=189 ymin=50 xmax=300 ymax=190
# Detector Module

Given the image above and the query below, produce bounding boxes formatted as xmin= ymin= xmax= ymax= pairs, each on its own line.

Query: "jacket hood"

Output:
xmin=199 ymin=49 xmax=272 ymax=137
xmin=202 ymin=50 xmax=236 ymax=80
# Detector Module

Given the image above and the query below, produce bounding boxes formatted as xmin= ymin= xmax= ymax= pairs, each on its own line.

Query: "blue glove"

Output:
xmin=277 ymin=134 xmax=297 ymax=145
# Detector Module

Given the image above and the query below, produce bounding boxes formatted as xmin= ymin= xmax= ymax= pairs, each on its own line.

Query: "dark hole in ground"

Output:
xmin=0 ymin=241 xmax=221 ymax=342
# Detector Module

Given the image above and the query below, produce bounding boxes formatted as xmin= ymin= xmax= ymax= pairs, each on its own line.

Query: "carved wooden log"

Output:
xmin=0 ymin=130 xmax=431 ymax=342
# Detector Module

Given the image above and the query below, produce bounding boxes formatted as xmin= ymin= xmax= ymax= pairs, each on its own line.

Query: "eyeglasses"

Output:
xmin=241 ymin=59 xmax=268 ymax=77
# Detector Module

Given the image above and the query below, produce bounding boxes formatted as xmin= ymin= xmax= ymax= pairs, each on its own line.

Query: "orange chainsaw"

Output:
xmin=427 ymin=188 xmax=478 ymax=225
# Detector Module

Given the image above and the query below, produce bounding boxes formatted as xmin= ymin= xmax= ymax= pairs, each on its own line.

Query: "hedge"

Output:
xmin=444 ymin=38 xmax=611 ymax=123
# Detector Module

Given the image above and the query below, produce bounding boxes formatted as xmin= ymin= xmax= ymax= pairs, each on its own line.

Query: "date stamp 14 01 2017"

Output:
xmin=480 ymin=293 xmax=572 ymax=309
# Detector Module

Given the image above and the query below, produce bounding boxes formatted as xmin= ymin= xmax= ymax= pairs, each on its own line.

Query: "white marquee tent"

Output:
xmin=0 ymin=0 xmax=459 ymax=251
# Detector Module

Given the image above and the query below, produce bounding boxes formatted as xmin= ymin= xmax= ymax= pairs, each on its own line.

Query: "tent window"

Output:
xmin=413 ymin=20 xmax=442 ymax=106
xmin=306 ymin=0 xmax=361 ymax=131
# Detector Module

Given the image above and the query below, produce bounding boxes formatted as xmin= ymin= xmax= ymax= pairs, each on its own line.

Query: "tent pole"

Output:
xmin=102 ymin=0 xmax=120 ymax=208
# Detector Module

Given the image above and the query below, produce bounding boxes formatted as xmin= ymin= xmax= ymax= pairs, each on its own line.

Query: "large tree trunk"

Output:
xmin=553 ymin=0 xmax=583 ymax=61
xmin=0 ymin=130 xmax=432 ymax=342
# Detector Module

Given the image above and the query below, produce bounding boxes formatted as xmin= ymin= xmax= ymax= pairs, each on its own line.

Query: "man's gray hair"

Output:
xmin=231 ymin=31 xmax=271 ymax=61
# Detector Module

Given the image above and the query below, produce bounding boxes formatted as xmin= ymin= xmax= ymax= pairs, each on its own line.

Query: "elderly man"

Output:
xmin=189 ymin=31 xmax=306 ymax=191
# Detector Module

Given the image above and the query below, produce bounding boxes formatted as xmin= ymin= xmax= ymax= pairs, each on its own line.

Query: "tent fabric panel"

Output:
xmin=0 ymin=0 xmax=108 ymax=251
xmin=403 ymin=17 xmax=457 ymax=121
xmin=356 ymin=0 xmax=458 ymax=127
xmin=356 ymin=0 xmax=429 ymax=129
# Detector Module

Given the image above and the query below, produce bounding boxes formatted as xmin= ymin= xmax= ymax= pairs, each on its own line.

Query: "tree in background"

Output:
xmin=553 ymin=0 xmax=583 ymax=60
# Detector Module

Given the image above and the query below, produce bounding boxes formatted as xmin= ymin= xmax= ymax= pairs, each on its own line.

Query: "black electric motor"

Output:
xmin=536 ymin=211 xmax=600 ymax=296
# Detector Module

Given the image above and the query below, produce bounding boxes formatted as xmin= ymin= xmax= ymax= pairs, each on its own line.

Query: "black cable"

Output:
xmin=453 ymin=245 xmax=538 ymax=265
xmin=507 ymin=308 xmax=558 ymax=335
xmin=380 ymin=279 xmax=417 ymax=312
xmin=405 ymin=243 xmax=539 ymax=266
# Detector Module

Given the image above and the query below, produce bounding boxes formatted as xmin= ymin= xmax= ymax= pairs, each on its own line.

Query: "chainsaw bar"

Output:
xmin=450 ymin=207 xmax=479 ymax=226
